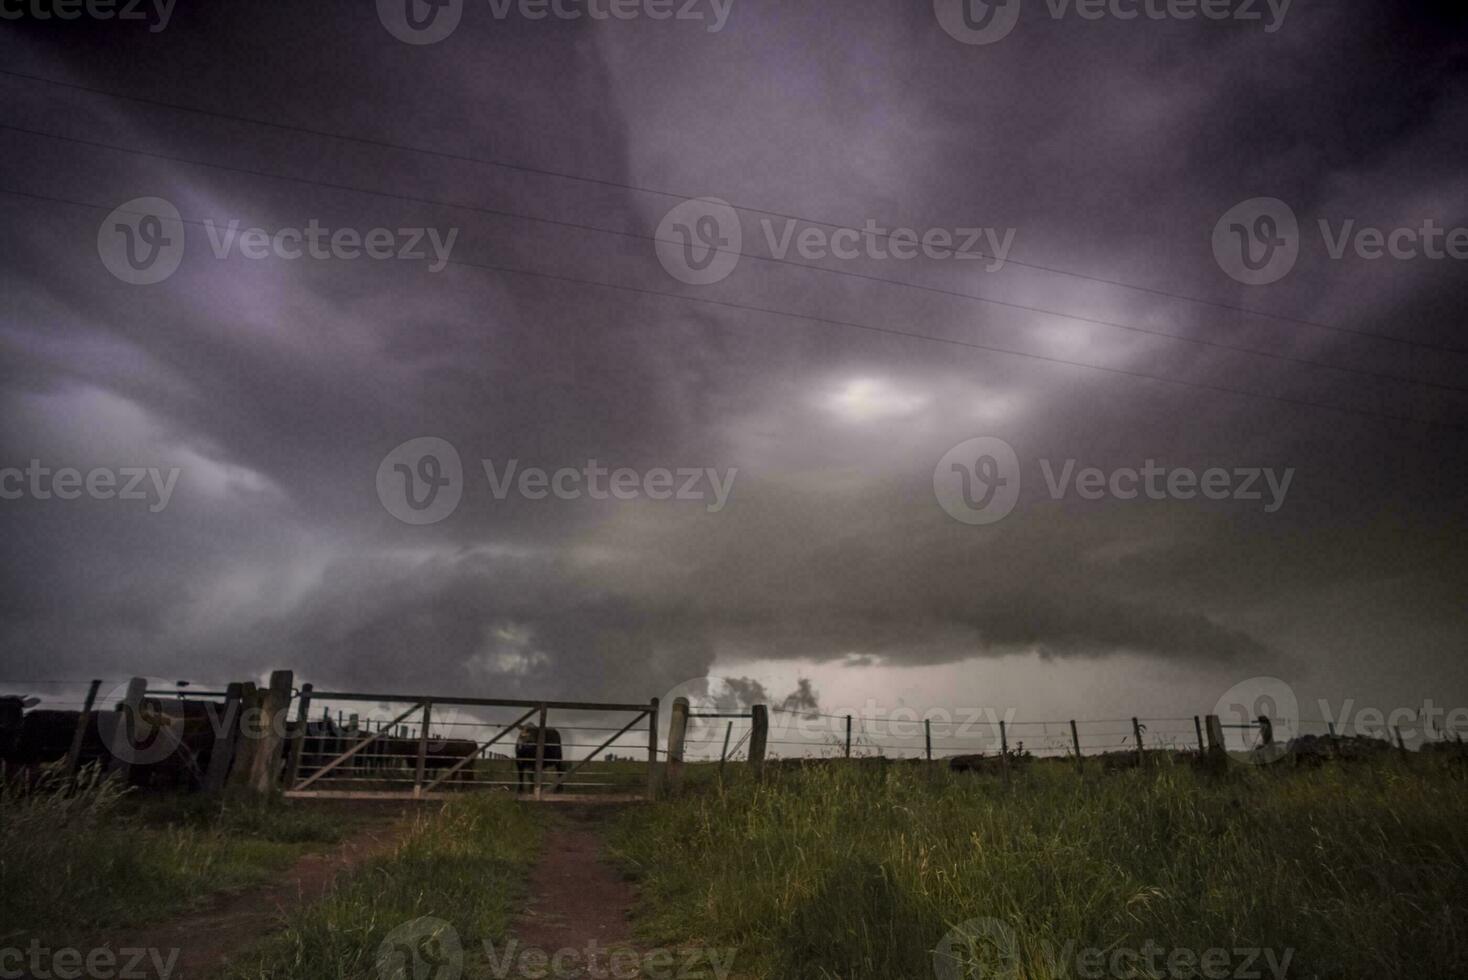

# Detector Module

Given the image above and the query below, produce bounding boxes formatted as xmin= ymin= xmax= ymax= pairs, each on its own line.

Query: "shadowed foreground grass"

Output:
xmin=610 ymin=756 xmax=1468 ymax=979
xmin=227 ymin=792 xmax=542 ymax=980
xmin=0 ymin=765 xmax=343 ymax=942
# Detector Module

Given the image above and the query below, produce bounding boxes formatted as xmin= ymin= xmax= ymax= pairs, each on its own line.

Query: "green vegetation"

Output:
xmin=0 ymin=764 xmax=344 ymax=942
xmin=611 ymin=757 xmax=1468 ymax=979
xmin=228 ymin=792 xmax=542 ymax=980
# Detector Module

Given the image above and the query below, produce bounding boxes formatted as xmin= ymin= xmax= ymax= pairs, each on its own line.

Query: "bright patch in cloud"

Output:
xmin=823 ymin=377 xmax=929 ymax=422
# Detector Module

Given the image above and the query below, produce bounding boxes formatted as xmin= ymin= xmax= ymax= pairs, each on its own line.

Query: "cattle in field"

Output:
xmin=424 ymin=737 xmax=481 ymax=783
xmin=0 ymin=694 xmax=225 ymax=787
xmin=140 ymin=696 xmax=230 ymax=787
xmin=0 ymin=695 xmax=41 ymax=758
xmin=6 ymin=694 xmax=489 ymax=791
xmin=0 ymin=695 xmax=111 ymax=774
xmin=949 ymin=744 xmax=1034 ymax=774
xmin=516 ymin=725 xmax=564 ymax=792
xmin=948 ymin=752 xmax=1007 ymax=774
xmin=10 ymin=709 xmax=99 ymax=767
xmin=294 ymin=718 xmax=479 ymax=787
xmin=90 ymin=696 xmax=222 ymax=787
xmin=367 ymin=733 xmax=480 ymax=785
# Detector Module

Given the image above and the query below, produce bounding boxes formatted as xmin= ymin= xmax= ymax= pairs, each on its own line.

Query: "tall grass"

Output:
xmin=124 ymin=787 xmax=350 ymax=843
xmin=1 ymin=765 xmax=342 ymax=942
xmin=228 ymin=793 xmax=542 ymax=980
xmin=611 ymin=757 xmax=1468 ymax=978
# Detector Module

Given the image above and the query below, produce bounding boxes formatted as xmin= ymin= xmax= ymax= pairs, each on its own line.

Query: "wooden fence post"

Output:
xmin=107 ymin=677 xmax=148 ymax=781
xmin=246 ymin=670 xmax=294 ymax=793
xmin=1205 ymin=714 xmax=1226 ymax=766
xmin=925 ymin=718 xmax=933 ymax=764
xmin=533 ymin=704 xmax=548 ymax=801
xmin=718 ymin=721 xmax=733 ymax=775
xmin=228 ymin=682 xmax=262 ymax=788
xmin=667 ymin=697 xmax=690 ymax=789
xmin=845 ymin=715 xmax=852 ymax=759
xmin=1194 ymin=715 xmax=1205 ymax=754
xmin=205 ymin=682 xmax=244 ymax=791
xmin=998 ymin=719 xmax=1010 ymax=783
xmin=748 ymin=704 xmax=768 ymax=773
xmin=413 ymin=700 xmax=433 ymax=797
xmin=1132 ymin=717 xmax=1146 ymax=767
xmin=64 ymin=679 xmax=101 ymax=779
xmin=1070 ymin=719 xmax=1082 ymax=773
xmin=1254 ymin=713 xmax=1279 ymax=763
xmin=646 ymin=697 xmax=660 ymax=799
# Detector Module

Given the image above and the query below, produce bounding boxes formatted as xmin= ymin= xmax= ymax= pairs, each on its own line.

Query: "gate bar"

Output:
xmin=413 ymin=701 xmax=433 ymax=792
xmin=286 ymin=683 xmax=314 ymax=788
xmin=533 ymin=705 xmax=549 ymax=800
xmin=421 ymin=705 xmax=540 ymax=794
xmin=553 ymin=709 xmax=649 ymax=790
xmin=647 ymin=697 xmax=660 ymax=798
xmin=292 ymin=701 xmax=424 ymax=790
xmin=308 ymin=692 xmax=651 ymax=712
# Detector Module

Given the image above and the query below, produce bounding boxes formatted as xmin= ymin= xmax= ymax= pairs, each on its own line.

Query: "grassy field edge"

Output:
xmin=609 ymin=757 xmax=1468 ymax=979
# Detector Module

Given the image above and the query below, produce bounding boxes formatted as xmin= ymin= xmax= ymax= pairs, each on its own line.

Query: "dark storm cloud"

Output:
xmin=0 ymin=0 xmax=1464 ymax=705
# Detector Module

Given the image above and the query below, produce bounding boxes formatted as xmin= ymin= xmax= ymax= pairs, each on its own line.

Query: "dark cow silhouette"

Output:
xmin=422 ymin=736 xmax=482 ymax=784
xmin=294 ymin=718 xmax=479 ymax=787
xmin=3 ymin=695 xmax=487 ymax=792
xmin=0 ymin=694 xmax=198 ymax=785
xmin=1 ymin=694 xmax=115 ymax=775
xmin=0 ymin=695 xmax=41 ymax=760
xmin=515 ymin=724 xmax=564 ymax=793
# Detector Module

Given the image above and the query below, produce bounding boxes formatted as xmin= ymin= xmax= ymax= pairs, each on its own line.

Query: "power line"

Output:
xmin=1 ymin=65 xmax=1461 ymax=357
xmin=4 ymin=185 xmax=1464 ymax=432
xmin=3 ymin=121 xmax=1464 ymax=397
xmin=0 ymin=679 xmax=117 ymax=686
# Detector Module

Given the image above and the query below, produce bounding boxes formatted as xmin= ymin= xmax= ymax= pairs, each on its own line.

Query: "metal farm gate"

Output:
xmin=282 ymin=689 xmax=660 ymax=801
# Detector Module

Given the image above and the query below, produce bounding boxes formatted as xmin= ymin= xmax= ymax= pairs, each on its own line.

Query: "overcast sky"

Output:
xmin=1 ymin=0 xmax=1465 ymax=750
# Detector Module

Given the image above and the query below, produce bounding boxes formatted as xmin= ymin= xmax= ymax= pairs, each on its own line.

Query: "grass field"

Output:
xmin=226 ymin=792 xmax=541 ymax=980
xmin=0 ymin=764 xmax=348 ymax=943
xmin=610 ymin=756 xmax=1468 ymax=979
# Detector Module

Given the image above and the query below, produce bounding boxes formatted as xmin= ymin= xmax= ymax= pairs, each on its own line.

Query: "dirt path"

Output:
xmin=500 ymin=804 xmax=644 ymax=979
xmin=93 ymin=809 xmax=412 ymax=979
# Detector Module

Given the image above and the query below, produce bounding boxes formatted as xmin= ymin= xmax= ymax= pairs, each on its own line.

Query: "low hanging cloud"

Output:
xmin=0 ymin=1 xmax=1464 ymax=711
